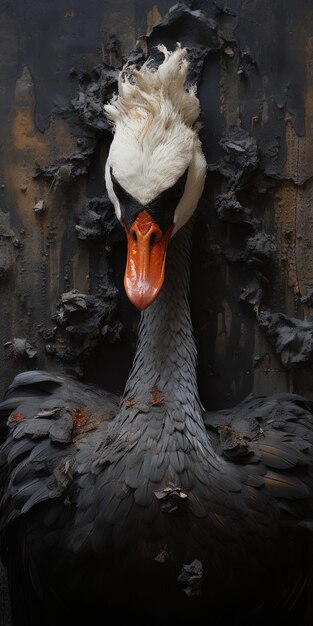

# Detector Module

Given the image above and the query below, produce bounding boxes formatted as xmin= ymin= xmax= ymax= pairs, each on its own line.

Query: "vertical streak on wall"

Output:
xmin=4 ymin=66 xmax=49 ymax=340
xmin=218 ymin=27 xmax=238 ymax=384
xmin=295 ymin=37 xmax=313 ymax=300
xmin=105 ymin=0 xmax=136 ymax=56
xmin=275 ymin=37 xmax=313 ymax=303
xmin=3 ymin=64 xmax=86 ymax=375
xmin=272 ymin=31 xmax=313 ymax=395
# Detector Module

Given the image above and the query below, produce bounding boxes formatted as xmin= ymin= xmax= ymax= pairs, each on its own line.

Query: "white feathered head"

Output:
xmin=104 ymin=45 xmax=206 ymax=309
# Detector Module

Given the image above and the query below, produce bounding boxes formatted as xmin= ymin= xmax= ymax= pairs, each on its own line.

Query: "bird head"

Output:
xmin=104 ymin=45 xmax=207 ymax=310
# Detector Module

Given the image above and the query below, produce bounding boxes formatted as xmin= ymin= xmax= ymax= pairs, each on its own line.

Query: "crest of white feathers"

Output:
xmin=104 ymin=45 xmax=206 ymax=208
xmin=104 ymin=45 xmax=207 ymax=232
xmin=104 ymin=44 xmax=200 ymax=132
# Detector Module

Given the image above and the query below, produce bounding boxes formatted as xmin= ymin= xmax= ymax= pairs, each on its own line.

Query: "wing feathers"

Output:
xmin=264 ymin=471 xmax=310 ymax=499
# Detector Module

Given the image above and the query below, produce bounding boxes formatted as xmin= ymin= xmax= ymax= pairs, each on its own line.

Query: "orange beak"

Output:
xmin=124 ymin=210 xmax=173 ymax=310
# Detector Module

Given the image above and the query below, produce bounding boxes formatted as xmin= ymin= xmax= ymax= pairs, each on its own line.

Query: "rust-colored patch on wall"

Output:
xmin=275 ymin=37 xmax=313 ymax=300
xmin=5 ymin=67 xmax=77 ymax=228
xmin=274 ymin=179 xmax=299 ymax=295
xmin=294 ymin=180 xmax=313 ymax=298
xmin=219 ymin=14 xmax=239 ymax=125
xmin=219 ymin=56 xmax=239 ymax=124
xmin=3 ymin=65 xmax=88 ymax=339
xmin=294 ymin=37 xmax=313 ymax=299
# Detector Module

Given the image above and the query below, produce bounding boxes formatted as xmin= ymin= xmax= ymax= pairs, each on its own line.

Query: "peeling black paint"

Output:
xmin=34 ymin=154 xmax=90 ymax=184
xmin=216 ymin=192 xmax=257 ymax=228
xmin=208 ymin=121 xmax=258 ymax=190
xmin=240 ymin=278 xmax=262 ymax=308
xmin=257 ymin=308 xmax=313 ymax=369
xmin=140 ymin=2 xmax=220 ymax=83
xmin=4 ymin=338 xmax=37 ymax=360
xmin=72 ymin=64 xmax=118 ymax=133
xmin=45 ymin=287 xmax=123 ymax=375
xmin=76 ymin=195 xmax=124 ymax=245
xmin=245 ymin=232 xmax=276 ymax=269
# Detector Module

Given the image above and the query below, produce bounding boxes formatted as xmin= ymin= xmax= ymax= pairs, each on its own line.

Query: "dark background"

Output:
xmin=1 ymin=1 xmax=313 ymax=624
xmin=0 ymin=0 xmax=313 ymax=428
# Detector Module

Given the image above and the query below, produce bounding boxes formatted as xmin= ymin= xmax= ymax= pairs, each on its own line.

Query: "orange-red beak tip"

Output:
xmin=124 ymin=211 xmax=173 ymax=311
xmin=124 ymin=277 xmax=163 ymax=311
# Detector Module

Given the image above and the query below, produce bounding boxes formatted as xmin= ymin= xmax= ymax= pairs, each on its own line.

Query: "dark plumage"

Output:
xmin=1 ymin=362 xmax=313 ymax=625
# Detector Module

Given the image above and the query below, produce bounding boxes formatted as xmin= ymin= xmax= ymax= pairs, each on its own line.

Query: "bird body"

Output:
xmin=1 ymin=46 xmax=313 ymax=626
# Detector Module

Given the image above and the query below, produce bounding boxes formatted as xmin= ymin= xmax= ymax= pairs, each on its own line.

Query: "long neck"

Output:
xmin=120 ymin=221 xmax=204 ymax=431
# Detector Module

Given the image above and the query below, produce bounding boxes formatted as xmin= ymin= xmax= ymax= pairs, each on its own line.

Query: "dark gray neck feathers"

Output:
xmin=114 ymin=224 xmax=212 ymax=451
xmin=101 ymin=222 xmax=220 ymax=503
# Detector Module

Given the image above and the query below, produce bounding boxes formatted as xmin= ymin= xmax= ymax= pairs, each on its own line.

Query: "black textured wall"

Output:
xmin=0 ymin=0 xmax=313 ymax=410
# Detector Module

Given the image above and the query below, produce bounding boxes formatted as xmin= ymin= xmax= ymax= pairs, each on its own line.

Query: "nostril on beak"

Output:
xmin=149 ymin=230 xmax=162 ymax=248
xmin=131 ymin=230 xmax=137 ymax=243
xmin=150 ymin=232 xmax=157 ymax=247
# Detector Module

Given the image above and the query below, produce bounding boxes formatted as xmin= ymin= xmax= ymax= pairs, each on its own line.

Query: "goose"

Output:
xmin=1 ymin=45 xmax=313 ymax=626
